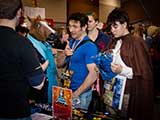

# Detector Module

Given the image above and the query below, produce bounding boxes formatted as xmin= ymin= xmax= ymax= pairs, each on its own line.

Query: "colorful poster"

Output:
xmin=103 ymin=75 xmax=126 ymax=110
xmin=52 ymin=86 xmax=72 ymax=120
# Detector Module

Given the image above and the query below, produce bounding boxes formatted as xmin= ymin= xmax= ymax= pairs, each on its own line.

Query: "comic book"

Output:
xmin=52 ymin=86 xmax=72 ymax=120
xmin=103 ymin=75 xmax=126 ymax=110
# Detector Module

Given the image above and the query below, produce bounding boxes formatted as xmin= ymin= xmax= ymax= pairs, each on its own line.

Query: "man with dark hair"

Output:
xmin=106 ymin=8 xmax=153 ymax=120
xmin=0 ymin=0 xmax=45 ymax=119
xmin=64 ymin=12 xmax=98 ymax=110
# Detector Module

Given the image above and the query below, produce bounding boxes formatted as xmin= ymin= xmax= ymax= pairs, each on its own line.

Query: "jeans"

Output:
xmin=0 ymin=116 xmax=32 ymax=120
xmin=79 ymin=89 xmax=92 ymax=110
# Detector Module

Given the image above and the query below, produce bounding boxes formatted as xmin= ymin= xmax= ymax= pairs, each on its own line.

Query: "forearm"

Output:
xmin=29 ymin=72 xmax=46 ymax=90
xmin=33 ymin=78 xmax=45 ymax=90
xmin=73 ymin=69 xmax=97 ymax=97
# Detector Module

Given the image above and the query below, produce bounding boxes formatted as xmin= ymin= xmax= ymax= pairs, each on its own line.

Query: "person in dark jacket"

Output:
xmin=0 ymin=0 xmax=45 ymax=119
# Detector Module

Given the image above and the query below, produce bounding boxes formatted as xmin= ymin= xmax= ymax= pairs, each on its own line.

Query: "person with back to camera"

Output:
xmin=0 ymin=0 xmax=45 ymax=119
xmin=64 ymin=12 xmax=98 ymax=110
xmin=106 ymin=8 xmax=153 ymax=120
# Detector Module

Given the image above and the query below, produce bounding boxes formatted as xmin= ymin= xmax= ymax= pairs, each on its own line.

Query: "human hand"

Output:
xmin=72 ymin=91 xmax=79 ymax=98
xmin=64 ymin=41 xmax=73 ymax=56
xmin=111 ymin=63 xmax=122 ymax=74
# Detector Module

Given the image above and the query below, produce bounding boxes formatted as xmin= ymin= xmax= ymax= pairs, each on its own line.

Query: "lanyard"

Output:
xmin=71 ymin=40 xmax=84 ymax=52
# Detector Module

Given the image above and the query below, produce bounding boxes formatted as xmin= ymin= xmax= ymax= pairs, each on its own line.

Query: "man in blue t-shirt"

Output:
xmin=64 ymin=12 xmax=98 ymax=110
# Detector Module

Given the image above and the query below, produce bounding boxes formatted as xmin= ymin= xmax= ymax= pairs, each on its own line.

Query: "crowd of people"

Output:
xmin=0 ymin=0 xmax=159 ymax=120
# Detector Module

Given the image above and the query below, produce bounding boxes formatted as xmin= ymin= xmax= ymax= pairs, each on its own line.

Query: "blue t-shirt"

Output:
xmin=68 ymin=36 xmax=98 ymax=91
